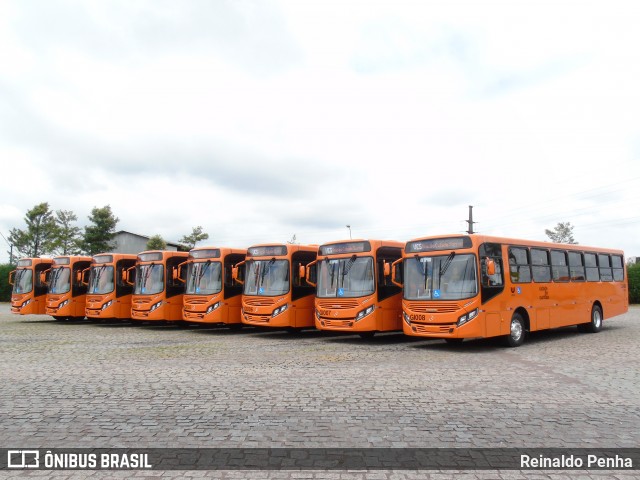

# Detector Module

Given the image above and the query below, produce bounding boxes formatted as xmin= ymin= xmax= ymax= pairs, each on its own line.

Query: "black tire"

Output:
xmin=504 ymin=313 xmax=525 ymax=348
xmin=229 ymin=323 xmax=243 ymax=331
xmin=52 ymin=316 xmax=67 ymax=321
xmin=445 ymin=338 xmax=464 ymax=345
xmin=358 ymin=331 xmax=376 ymax=339
xmin=581 ymin=305 xmax=603 ymax=334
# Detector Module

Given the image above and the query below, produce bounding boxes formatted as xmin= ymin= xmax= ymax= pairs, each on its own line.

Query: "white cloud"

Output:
xmin=1 ymin=0 xmax=639 ymax=262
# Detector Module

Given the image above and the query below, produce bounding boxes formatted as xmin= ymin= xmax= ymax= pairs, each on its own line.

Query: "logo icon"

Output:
xmin=7 ymin=450 xmax=40 ymax=469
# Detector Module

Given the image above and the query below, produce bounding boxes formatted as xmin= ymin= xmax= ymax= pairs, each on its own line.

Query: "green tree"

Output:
xmin=628 ymin=262 xmax=640 ymax=304
xmin=53 ymin=209 xmax=82 ymax=255
xmin=0 ymin=263 xmax=16 ymax=302
xmin=82 ymin=205 xmax=119 ymax=255
xmin=545 ymin=222 xmax=578 ymax=244
xmin=146 ymin=235 xmax=167 ymax=250
xmin=179 ymin=226 xmax=209 ymax=250
xmin=8 ymin=202 xmax=58 ymax=258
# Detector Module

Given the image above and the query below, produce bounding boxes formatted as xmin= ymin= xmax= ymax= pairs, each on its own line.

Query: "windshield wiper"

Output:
xmin=91 ymin=265 xmax=106 ymax=291
xmin=198 ymin=261 xmax=211 ymax=280
xmin=260 ymin=258 xmax=276 ymax=286
xmin=439 ymin=252 xmax=456 ymax=277
xmin=340 ymin=255 xmax=357 ymax=288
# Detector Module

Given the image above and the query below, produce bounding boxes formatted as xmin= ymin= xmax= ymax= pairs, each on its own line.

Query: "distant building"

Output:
xmin=112 ymin=231 xmax=181 ymax=254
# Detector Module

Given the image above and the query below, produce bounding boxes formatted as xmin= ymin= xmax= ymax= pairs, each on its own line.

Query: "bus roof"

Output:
xmin=405 ymin=233 xmax=625 ymax=256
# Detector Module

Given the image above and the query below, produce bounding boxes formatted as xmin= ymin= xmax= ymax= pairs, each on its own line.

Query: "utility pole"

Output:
xmin=466 ymin=205 xmax=477 ymax=234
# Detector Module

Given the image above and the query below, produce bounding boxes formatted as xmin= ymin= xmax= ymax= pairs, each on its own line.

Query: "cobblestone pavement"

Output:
xmin=1 ymin=303 xmax=638 ymax=479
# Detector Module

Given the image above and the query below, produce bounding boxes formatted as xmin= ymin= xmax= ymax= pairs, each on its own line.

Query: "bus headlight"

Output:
xmin=457 ymin=308 xmax=478 ymax=327
xmin=355 ymin=305 xmax=375 ymax=322
xmin=21 ymin=299 xmax=32 ymax=308
xmin=206 ymin=302 xmax=221 ymax=314
xmin=101 ymin=300 xmax=113 ymax=310
xmin=59 ymin=300 xmax=69 ymax=309
xmin=150 ymin=301 xmax=163 ymax=312
xmin=403 ymin=312 xmax=412 ymax=326
xmin=272 ymin=304 xmax=288 ymax=317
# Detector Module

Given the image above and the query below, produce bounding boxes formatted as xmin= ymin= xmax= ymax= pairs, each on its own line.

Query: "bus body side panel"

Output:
xmin=292 ymin=294 xmax=315 ymax=328
xmin=11 ymin=292 xmax=48 ymax=315
xmin=183 ymin=292 xmax=243 ymax=324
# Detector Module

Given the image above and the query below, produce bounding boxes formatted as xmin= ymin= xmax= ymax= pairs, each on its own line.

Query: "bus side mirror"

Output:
xmin=124 ymin=266 xmax=135 ymax=286
xmin=80 ymin=268 xmax=90 ymax=286
xmin=40 ymin=268 xmax=51 ymax=286
xmin=305 ymin=260 xmax=317 ymax=287
xmin=486 ymin=258 xmax=496 ymax=276
xmin=391 ymin=258 xmax=403 ymax=287
xmin=232 ymin=261 xmax=245 ymax=285
xmin=173 ymin=262 xmax=187 ymax=284
xmin=8 ymin=270 xmax=16 ymax=286
xmin=383 ymin=261 xmax=391 ymax=277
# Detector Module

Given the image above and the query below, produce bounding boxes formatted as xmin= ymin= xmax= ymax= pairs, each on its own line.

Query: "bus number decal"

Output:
xmin=539 ymin=286 xmax=549 ymax=300
xmin=410 ymin=314 xmax=426 ymax=321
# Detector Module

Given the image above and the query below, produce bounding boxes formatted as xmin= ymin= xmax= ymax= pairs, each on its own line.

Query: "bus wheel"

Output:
xmin=52 ymin=316 xmax=67 ymax=321
xmin=580 ymin=305 xmax=603 ymax=334
xmin=505 ymin=313 xmax=525 ymax=348
xmin=445 ymin=338 xmax=463 ymax=345
xmin=229 ymin=323 xmax=243 ymax=331
xmin=358 ymin=331 xmax=375 ymax=339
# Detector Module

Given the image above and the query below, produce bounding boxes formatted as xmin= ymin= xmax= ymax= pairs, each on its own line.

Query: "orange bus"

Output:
xmin=9 ymin=257 xmax=54 ymax=315
xmin=396 ymin=234 xmax=628 ymax=347
xmin=235 ymin=244 xmax=317 ymax=330
xmin=44 ymin=255 xmax=93 ymax=320
xmin=84 ymin=253 xmax=137 ymax=320
xmin=130 ymin=250 xmax=189 ymax=322
xmin=182 ymin=246 xmax=246 ymax=326
xmin=310 ymin=239 xmax=403 ymax=338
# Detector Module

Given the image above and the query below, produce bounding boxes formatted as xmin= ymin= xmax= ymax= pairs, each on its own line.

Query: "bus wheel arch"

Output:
xmin=504 ymin=309 xmax=528 ymax=348
xmin=579 ymin=302 xmax=603 ymax=334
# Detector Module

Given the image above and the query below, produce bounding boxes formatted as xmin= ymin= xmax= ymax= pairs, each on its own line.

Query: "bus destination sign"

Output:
xmin=405 ymin=236 xmax=472 ymax=253
xmin=93 ymin=255 xmax=113 ymax=264
xmin=248 ymin=246 xmax=288 ymax=257
xmin=319 ymin=241 xmax=371 ymax=256
xmin=190 ymin=249 xmax=221 ymax=260
xmin=17 ymin=259 xmax=33 ymax=267
xmin=53 ymin=257 xmax=71 ymax=265
xmin=138 ymin=252 xmax=163 ymax=262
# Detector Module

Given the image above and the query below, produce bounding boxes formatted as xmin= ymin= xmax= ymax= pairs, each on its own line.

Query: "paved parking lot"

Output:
xmin=1 ymin=303 xmax=639 ymax=479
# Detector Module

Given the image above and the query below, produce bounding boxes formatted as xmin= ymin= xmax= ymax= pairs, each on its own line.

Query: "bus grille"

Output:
xmin=413 ymin=324 xmax=453 ymax=334
xmin=132 ymin=296 xmax=153 ymax=305
xmin=324 ymin=319 xmax=353 ymax=328
xmin=244 ymin=314 xmax=270 ymax=323
xmin=410 ymin=302 xmax=460 ymax=313
xmin=244 ymin=298 xmax=275 ymax=307
xmin=184 ymin=296 xmax=208 ymax=305
xmin=317 ymin=299 xmax=360 ymax=310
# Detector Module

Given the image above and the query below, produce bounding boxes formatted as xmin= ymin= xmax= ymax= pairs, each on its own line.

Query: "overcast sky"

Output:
xmin=1 ymin=0 xmax=639 ymax=263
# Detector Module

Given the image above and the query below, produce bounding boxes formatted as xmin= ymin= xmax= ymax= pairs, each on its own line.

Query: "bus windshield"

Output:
xmin=88 ymin=265 xmax=115 ymax=294
xmin=244 ymin=259 xmax=289 ymax=296
xmin=49 ymin=267 xmax=71 ymax=294
xmin=134 ymin=264 xmax=164 ymax=295
xmin=404 ymin=253 xmax=477 ymax=301
xmin=317 ymin=256 xmax=375 ymax=298
xmin=13 ymin=269 xmax=33 ymax=294
xmin=185 ymin=261 xmax=222 ymax=295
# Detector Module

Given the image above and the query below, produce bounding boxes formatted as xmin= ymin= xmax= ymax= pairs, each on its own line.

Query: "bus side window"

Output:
xmin=568 ymin=251 xmax=585 ymax=281
xmin=584 ymin=253 xmax=599 ymax=281
xmin=611 ymin=255 xmax=625 ymax=281
xmin=509 ymin=247 xmax=531 ymax=283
